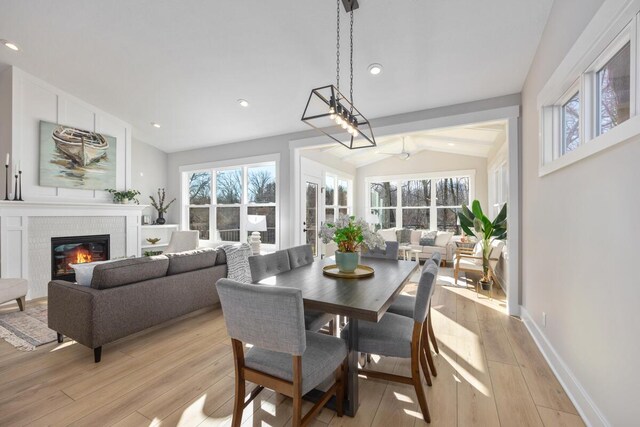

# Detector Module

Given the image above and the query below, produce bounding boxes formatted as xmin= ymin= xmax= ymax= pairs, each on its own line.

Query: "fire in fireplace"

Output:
xmin=51 ymin=235 xmax=110 ymax=282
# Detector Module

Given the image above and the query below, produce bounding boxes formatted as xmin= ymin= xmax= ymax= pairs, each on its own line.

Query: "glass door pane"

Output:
xmin=305 ymin=181 xmax=319 ymax=256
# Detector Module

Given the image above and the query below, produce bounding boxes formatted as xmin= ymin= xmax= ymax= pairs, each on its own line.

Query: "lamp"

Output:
xmin=301 ymin=0 xmax=376 ymax=149
xmin=247 ymin=215 xmax=267 ymax=255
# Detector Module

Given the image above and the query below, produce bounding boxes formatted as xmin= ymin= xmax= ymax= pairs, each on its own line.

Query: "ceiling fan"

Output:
xmin=376 ymin=136 xmax=411 ymax=160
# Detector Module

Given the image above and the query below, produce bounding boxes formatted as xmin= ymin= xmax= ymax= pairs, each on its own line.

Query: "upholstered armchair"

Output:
xmin=453 ymin=240 xmax=505 ymax=285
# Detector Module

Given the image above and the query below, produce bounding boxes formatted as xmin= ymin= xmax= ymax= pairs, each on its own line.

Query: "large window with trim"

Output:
xmin=367 ymin=172 xmax=473 ymax=233
xmin=325 ymin=174 xmax=352 ymax=223
xmin=184 ymin=161 xmax=277 ymax=246
xmin=540 ymin=14 xmax=637 ymax=175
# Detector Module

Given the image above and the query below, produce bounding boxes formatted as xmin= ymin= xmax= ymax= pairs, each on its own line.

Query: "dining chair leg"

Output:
xmin=421 ymin=321 xmax=437 ymax=378
xmin=412 ymin=344 xmax=431 ymax=423
xmin=428 ymin=309 xmax=439 ymax=354
xmin=292 ymin=355 xmax=303 ymax=427
xmin=336 ymin=359 xmax=346 ymax=417
xmin=419 ymin=345 xmax=433 ymax=387
xmin=231 ymin=340 xmax=245 ymax=427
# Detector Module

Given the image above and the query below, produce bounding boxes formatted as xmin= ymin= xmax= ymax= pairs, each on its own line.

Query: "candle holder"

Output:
xmin=12 ymin=173 xmax=18 ymax=201
xmin=18 ymin=170 xmax=23 ymax=201
xmin=4 ymin=165 xmax=8 ymax=201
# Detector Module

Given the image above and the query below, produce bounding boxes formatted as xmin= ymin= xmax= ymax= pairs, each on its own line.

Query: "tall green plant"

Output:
xmin=457 ymin=200 xmax=507 ymax=282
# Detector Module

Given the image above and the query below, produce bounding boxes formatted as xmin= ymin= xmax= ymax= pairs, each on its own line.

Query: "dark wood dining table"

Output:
xmin=258 ymin=256 xmax=419 ymax=416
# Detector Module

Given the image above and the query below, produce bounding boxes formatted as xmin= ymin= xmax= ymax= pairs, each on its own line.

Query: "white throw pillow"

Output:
xmin=378 ymin=228 xmax=397 ymax=242
xmin=489 ymin=240 xmax=505 ymax=259
xmin=410 ymin=230 xmax=422 ymax=245
xmin=435 ymin=231 xmax=453 ymax=247
xmin=71 ymin=260 xmax=115 ymax=286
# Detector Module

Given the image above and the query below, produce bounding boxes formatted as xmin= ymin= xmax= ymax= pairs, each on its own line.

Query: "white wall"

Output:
xmin=2 ymin=67 xmax=132 ymax=202
xmin=354 ymin=150 xmax=488 ymax=219
xmin=167 ymin=94 xmax=520 ymax=249
xmin=131 ymin=138 xmax=168 ymax=220
xmin=521 ymin=0 xmax=638 ymax=425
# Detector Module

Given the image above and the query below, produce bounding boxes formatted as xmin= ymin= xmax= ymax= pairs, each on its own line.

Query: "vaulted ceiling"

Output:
xmin=0 ymin=0 xmax=552 ymax=152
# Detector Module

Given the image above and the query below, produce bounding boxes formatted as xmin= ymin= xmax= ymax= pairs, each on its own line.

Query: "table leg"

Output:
xmin=345 ymin=317 xmax=359 ymax=416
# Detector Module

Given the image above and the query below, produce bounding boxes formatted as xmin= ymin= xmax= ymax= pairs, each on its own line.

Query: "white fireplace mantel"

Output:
xmin=0 ymin=201 xmax=147 ymax=296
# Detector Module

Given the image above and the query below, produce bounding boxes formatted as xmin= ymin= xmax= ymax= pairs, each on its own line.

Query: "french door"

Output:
xmin=302 ymin=175 xmax=321 ymax=257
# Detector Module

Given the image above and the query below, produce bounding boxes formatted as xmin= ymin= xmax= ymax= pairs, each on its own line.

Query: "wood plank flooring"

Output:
xmin=0 ymin=268 xmax=584 ymax=426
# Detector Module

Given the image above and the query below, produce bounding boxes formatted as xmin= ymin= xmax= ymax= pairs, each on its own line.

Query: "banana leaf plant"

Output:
xmin=457 ymin=201 xmax=507 ymax=283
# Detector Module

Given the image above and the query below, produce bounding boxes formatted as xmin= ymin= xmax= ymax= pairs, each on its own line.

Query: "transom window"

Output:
xmin=368 ymin=173 xmax=472 ymax=233
xmin=184 ymin=162 xmax=277 ymax=246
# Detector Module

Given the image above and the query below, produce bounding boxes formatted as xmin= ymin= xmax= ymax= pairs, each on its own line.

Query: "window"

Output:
xmin=597 ymin=42 xmax=631 ymax=135
xmin=325 ymin=175 xmax=351 ymax=223
xmin=539 ymin=14 xmax=638 ymax=175
xmin=367 ymin=172 xmax=472 ymax=232
xmin=184 ymin=161 xmax=277 ymax=246
xmin=561 ymin=92 xmax=580 ymax=154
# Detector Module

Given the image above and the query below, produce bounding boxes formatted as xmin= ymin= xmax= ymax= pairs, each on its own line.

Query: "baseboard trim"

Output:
xmin=520 ymin=307 xmax=610 ymax=427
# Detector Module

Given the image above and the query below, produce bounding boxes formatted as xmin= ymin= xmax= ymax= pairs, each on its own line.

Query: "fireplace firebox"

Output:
xmin=51 ymin=235 xmax=110 ymax=282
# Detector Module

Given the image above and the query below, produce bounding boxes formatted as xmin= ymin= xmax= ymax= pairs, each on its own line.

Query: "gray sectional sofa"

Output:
xmin=48 ymin=248 xmax=226 ymax=362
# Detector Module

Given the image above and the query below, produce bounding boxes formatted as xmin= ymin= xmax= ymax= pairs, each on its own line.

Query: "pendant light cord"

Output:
xmin=336 ymin=0 xmax=341 ymax=96
xmin=350 ymin=10 xmax=354 ymax=112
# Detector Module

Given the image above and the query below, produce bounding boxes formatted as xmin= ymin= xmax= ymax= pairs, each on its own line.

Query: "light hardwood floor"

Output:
xmin=0 ymin=269 xmax=584 ymax=426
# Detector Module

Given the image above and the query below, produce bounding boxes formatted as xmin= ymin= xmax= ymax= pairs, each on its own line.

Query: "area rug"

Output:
xmin=0 ymin=305 xmax=57 ymax=351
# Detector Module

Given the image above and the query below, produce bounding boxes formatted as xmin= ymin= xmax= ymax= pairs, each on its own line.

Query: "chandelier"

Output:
xmin=301 ymin=0 xmax=376 ymax=149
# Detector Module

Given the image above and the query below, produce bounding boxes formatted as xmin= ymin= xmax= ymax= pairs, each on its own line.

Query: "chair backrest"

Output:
xmin=164 ymin=231 xmax=199 ymax=253
xmin=287 ymin=244 xmax=314 ymax=269
xmin=216 ymin=278 xmax=307 ymax=355
xmin=489 ymin=239 xmax=505 ymax=260
xmin=361 ymin=241 xmax=399 ymax=260
xmin=248 ymin=250 xmax=291 ymax=283
xmin=430 ymin=251 xmax=442 ymax=266
xmin=413 ymin=263 xmax=438 ymax=323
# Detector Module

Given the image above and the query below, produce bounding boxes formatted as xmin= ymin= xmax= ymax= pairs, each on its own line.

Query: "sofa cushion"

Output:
xmin=410 ymin=230 xmax=422 ymax=245
xmin=395 ymin=228 xmax=412 ymax=244
xmin=420 ymin=230 xmax=437 ymax=246
xmin=435 ymin=231 xmax=453 ymax=247
xmin=165 ymin=248 xmax=218 ymax=275
xmin=91 ymin=255 xmax=169 ymax=289
xmin=215 ymin=248 xmax=227 ymax=265
xmin=378 ymin=228 xmax=397 ymax=242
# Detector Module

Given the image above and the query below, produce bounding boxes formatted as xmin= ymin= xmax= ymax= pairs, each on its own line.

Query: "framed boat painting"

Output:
xmin=39 ymin=120 xmax=117 ymax=190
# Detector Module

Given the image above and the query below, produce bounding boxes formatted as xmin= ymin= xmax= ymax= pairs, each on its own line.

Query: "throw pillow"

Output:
xmin=435 ymin=231 xmax=454 ymax=247
xmin=220 ymin=243 xmax=252 ymax=283
xmin=395 ymin=228 xmax=412 ymax=244
xmin=378 ymin=228 xmax=397 ymax=242
xmin=410 ymin=229 xmax=422 ymax=245
xmin=419 ymin=230 xmax=437 ymax=246
xmin=71 ymin=259 xmax=117 ymax=286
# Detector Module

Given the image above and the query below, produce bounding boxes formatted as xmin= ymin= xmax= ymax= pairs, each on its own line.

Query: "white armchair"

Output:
xmin=164 ymin=231 xmax=199 ymax=254
xmin=453 ymin=240 xmax=505 ymax=285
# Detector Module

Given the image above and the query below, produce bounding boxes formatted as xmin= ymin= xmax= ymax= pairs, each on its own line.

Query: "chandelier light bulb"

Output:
xmin=335 ymin=116 xmax=343 ymax=125
xmin=353 ymin=128 xmax=359 ymax=137
xmin=341 ymin=121 xmax=348 ymax=129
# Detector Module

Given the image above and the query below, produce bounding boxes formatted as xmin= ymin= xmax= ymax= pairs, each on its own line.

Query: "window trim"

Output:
xmin=180 ymin=154 xmax=280 ymax=249
xmin=365 ymin=169 xmax=476 ymax=231
xmin=538 ymin=5 xmax=640 ymax=177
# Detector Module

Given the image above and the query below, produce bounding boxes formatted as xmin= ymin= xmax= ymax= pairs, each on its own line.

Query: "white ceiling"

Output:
xmin=313 ymin=120 xmax=507 ymax=168
xmin=0 ymin=0 xmax=552 ymax=153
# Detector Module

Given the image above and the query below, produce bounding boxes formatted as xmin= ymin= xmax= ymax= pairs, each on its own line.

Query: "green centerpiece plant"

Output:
xmin=319 ymin=215 xmax=385 ymax=273
xmin=457 ymin=200 xmax=507 ymax=289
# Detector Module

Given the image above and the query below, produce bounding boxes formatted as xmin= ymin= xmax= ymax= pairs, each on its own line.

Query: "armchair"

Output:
xmin=453 ymin=240 xmax=505 ymax=285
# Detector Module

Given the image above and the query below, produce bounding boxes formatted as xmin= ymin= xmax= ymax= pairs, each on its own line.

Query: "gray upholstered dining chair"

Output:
xmin=387 ymin=253 xmax=441 ymax=377
xmin=341 ymin=263 xmax=438 ymax=423
xmin=286 ymin=245 xmax=336 ymax=334
xmin=216 ymin=278 xmax=347 ymax=427
xmin=248 ymin=250 xmax=291 ymax=283
xmin=361 ymin=241 xmax=399 ymax=260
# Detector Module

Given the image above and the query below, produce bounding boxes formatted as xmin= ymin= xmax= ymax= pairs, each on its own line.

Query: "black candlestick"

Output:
xmin=12 ymin=174 xmax=18 ymax=201
xmin=18 ymin=170 xmax=23 ymax=201
xmin=4 ymin=165 xmax=8 ymax=201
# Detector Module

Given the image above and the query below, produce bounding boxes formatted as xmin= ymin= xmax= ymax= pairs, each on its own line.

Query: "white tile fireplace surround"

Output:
xmin=0 ymin=201 xmax=146 ymax=299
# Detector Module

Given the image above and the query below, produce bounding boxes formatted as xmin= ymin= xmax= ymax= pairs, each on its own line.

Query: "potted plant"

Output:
xmin=319 ymin=215 xmax=385 ymax=273
xmin=105 ymin=188 xmax=141 ymax=204
xmin=457 ymin=201 xmax=507 ymax=290
xmin=149 ymin=188 xmax=175 ymax=225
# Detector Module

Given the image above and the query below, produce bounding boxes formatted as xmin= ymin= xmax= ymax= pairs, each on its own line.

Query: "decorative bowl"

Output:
xmin=146 ymin=237 xmax=161 ymax=245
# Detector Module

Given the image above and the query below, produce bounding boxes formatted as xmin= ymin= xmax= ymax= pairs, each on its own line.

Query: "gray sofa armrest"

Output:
xmin=48 ymin=281 xmax=100 ymax=348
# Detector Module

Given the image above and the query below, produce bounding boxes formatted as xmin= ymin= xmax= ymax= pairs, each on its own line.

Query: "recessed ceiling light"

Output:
xmin=237 ymin=99 xmax=249 ymax=107
xmin=1 ymin=40 xmax=19 ymax=51
xmin=448 ymin=143 xmax=455 ymax=146
xmin=151 ymin=122 xmax=161 ymax=128
xmin=368 ymin=63 xmax=383 ymax=75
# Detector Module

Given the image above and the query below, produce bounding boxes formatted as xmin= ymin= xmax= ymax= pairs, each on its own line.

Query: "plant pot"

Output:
xmin=335 ymin=251 xmax=360 ymax=273
xmin=156 ymin=212 xmax=166 ymax=225
xmin=480 ymin=279 xmax=493 ymax=291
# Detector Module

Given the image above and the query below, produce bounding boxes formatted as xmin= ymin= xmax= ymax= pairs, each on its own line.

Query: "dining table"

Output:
xmin=258 ymin=256 xmax=419 ymax=417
